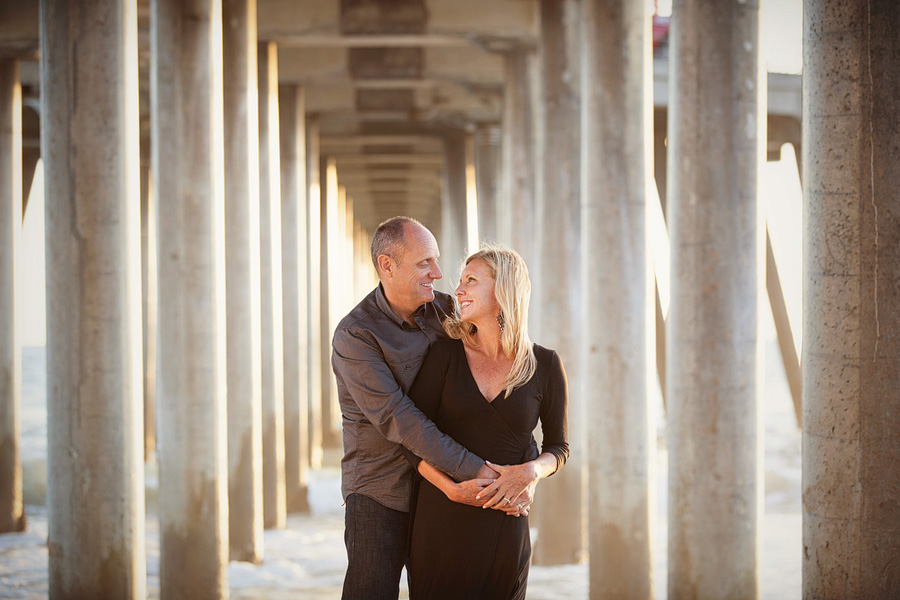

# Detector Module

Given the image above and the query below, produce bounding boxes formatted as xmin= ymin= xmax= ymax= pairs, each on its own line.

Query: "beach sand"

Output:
xmin=1 ymin=345 xmax=801 ymax=599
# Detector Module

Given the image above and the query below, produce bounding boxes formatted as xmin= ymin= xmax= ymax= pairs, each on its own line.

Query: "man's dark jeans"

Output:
xmin=342 ymin=493 xmax=409 ymax=600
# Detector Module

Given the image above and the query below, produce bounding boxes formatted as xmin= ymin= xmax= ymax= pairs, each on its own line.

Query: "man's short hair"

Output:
xmin=370 ymin=216 xmax=422 ymax=272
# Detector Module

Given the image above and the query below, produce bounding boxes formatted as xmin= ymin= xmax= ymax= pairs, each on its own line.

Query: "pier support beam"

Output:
xmin=42 ymin=2 xmax=145 ymax=595
xmin=223 ymin=0 xmax=264 ymax=561
xmin=499 ymin=49 xmax=536 ymax=267
xmin=152 ymin=0 xmax=229 ymax=595
xmin=802 ymin=1 xmax=900 ymax=597
xmin=666 ymin=0 xmax=763 ymax=597
xmin=0 ymin=58 xmax=25 ymax=535
xmin=582 ymin=0 xmax=653 ymax=596
xmin=258 ymin=40 xmax=286 ymax=530
xmin=306 ymin=118 xmax=324 ymax=468
xmin=441 ymin=132 xmax=468 ymax=284
xmin=474 ymin=125 xmax=500 ymax=243
xmin=279 ymin=84 xmax=310 ymax=513
xmin=532 ymin=0 xmax=584 ymax=566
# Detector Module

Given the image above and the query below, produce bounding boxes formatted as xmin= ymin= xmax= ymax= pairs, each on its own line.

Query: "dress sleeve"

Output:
xmin=332 ymin=329 xmax=484 ymax=481
xmin=540 ymin=349 xmax=570 ymax=475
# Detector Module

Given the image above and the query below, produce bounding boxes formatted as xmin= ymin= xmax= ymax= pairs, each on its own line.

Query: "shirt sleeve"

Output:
xmin=540 ymin=349 xmax=570 ymax=475
xmin=332 ymin=327 xmax=484 ymax=481
xmin=399 ymin=342 xmax=449 ymax=469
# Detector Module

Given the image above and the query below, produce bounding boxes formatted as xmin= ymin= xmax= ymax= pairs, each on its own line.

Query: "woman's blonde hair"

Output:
xmin=443 ymin=242 xmax=536 ymax=398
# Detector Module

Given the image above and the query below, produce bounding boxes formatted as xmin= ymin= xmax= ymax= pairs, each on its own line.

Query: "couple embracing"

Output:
xmin=332 ymin=216 xmax=570 ymax=600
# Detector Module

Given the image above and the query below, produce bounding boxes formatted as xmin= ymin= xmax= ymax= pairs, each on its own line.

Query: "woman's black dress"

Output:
xmin=406 ymin=339 xmax=569 ymax=600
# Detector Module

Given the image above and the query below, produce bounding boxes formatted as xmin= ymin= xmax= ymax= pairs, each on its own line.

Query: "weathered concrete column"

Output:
xmin=258 ymin=40 xmax=286 ymax=529
xmin=306 ymin=118 xmax=323 ymax=468
xmin=500 ymin=49 xmax=537 ymax=266
xmin=0 ymin=58 xmax=25 ymax=535
xmin=802 ymin=1 xmax=900 ymax=597
xmin=582 ymin=0 xmax=653 ymax=597
xmin=441 ymin=132 xmax=468 ymax=284
xmin=474 ymin=124 xmax=500 ymax=243
xmin=42 ymin=2 xmax=146 ymax=596
xmin=531 ymin=0 xmax=584 ymax=566
xmin=666 ymin=0 xmax=763 ymax=598
xmin=152 ymin=0 xmax=229 ymax=595
xmin=140 ymin=161 xmax=157 ymax=463
xmin=279 ymin=83 xmax=310 ymax=513
xmin=320 ymin=157 xmax=340 ymax=447
xmin=223 ymin=0 xmax=264 ymax=561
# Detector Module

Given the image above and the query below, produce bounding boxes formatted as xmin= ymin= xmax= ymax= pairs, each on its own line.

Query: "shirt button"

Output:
xmin=405 ymin=365 xmax=410 ymax=370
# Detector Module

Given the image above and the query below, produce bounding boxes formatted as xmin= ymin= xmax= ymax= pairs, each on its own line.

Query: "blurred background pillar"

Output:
xmin=152 ymin=0 xmax=229 ymax=595
xmin=306 ymin=118 xmax=324 ymax=468
xmin=531 ymin=0 xmax=584 ymax=566
xmin=42 ymin=1 xmax=146 ymax=596
xmin=0 ymin=58 xmax=25 ymax=535
xmin=666 ymin=0 xmax=763 ymax=597
xmin=279 ymin=83 xmax=311 ymax=513
xmin=441 ymin=132 xmax=468 ymax=285
xmin=320 ymin=157 xmax=340 ymax=447
xmin=258 ymin=40 xmax=286 ymax=530
xmin=802 ymin=1 xmax=900 ymax=597
xmin=474 ymin=124 xmax=500 ymax=243
xmin=139 ymin=157 xmax=157 ymax=463
xmin=499 ymin=48 xmax=536 ymax=267
xmin=582 ymin=0 xmax=653 ymax=596
xmin=223 ymin=0 xmax=264 ymax=561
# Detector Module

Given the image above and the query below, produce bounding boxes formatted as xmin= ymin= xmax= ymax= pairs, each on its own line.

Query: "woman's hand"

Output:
xmin=475 ymin=461 xmax=539 ymax=510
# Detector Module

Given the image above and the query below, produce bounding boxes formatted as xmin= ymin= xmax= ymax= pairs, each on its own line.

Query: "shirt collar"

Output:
xmin=375 ymin=283 xmax=426 ymax=329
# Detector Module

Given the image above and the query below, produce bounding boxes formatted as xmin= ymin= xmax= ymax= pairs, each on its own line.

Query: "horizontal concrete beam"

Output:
xmin=330 ymin=153 xmax=443 ymax=165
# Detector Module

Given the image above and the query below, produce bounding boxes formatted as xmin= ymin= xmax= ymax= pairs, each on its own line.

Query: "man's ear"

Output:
xmin=377 ymin=254 xmax=393 ymax=276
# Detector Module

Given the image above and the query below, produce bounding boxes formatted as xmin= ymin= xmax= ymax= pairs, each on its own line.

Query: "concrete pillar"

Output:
xmin=345 ymin=197 xmax=357 ymax=302
xmin=152 ymin=0 xmax=229 ymax=595
xmin=41 ymin=2 xmax=146 ymax=596
xmin=581 ymin=0 xmax=653 ymax=597
xmin=474 ymin=125 xmax=500 ymax=243
xmin=279 ymin=83 xmax=310 ymax=513
xmin=140 ymin=162 xmax=157 ymax=463
xmin=223 ymin=0 xmax=264 ymax=561
xmin=802 ymin=1 xmax=900 ymax=597
xmin=666 ymin=0 xmax=763 ymax=598
xmin=0 ymin=59 xmax=25 ymax=534
xmin=441 ymin=132 xmax=468 ymax=285
xmin=258 ymin=40 xmax=286 ymax=529
xmin=531 ymin=0 xmax=584 ymax=566
xmin=320 ymin=157 xmax=339 ymax=447
xmin=500 ymin=49 xmax=537 ymax=265
xmin=305 ymin=118 xmax=323 ymax=468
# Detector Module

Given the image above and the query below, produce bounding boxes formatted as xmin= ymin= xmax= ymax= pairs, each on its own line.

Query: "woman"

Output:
xmin=404 ymin=243 xmax=569 ymax=600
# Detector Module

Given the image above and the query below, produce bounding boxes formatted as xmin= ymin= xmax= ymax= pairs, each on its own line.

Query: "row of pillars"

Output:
xmin=489 ymin=1 xmax=900 ymax=599
xmin=0 ymin=1 xmax=371 ymax=597
xmin=1 ymin=0 xmax=899 ymax=599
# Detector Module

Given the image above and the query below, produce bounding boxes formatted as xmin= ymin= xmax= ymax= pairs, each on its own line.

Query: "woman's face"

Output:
xmin=455 ymin=258 xmax=500 ymax=324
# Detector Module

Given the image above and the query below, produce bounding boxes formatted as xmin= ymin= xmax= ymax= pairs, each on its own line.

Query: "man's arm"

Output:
xmin=332 ymin=327 xmax=486 ymax=482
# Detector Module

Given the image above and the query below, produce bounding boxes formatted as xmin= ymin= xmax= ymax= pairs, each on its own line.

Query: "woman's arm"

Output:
xmin=476 ymin=349 xmax=570 ymax=509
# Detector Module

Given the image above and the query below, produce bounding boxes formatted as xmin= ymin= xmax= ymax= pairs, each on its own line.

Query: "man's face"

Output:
xmin=382 ymin=223 xmax=443 ymax=316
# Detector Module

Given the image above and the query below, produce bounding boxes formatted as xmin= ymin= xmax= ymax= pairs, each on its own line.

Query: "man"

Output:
xmin=332 ymin=216 xmax=501 ymax=600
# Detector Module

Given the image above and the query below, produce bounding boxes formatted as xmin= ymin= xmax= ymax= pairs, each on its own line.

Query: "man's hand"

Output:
xmin=475 ymin=462 xmax=500 ymax=480
xmin=445 ymin=477 xmax=496 ymax=507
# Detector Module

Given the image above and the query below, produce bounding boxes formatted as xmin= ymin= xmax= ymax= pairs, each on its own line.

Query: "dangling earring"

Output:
xmin=496 ymin=311 xmax=505 ymax=332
